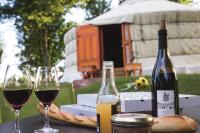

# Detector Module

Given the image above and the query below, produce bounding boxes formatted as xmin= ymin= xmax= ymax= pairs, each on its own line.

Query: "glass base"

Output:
xmin=34 ymin=127 xmax=59 ymax=133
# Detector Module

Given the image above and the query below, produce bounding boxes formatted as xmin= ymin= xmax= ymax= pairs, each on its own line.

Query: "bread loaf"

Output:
xmin=37 ymin=103 xmax=97 ymax=128
xmin=37 ymin=103 xmax=198 ymax=132
xmin=152 ymin=115 xmax=198 ymax=133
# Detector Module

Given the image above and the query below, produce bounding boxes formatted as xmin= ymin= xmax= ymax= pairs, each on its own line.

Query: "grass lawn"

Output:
xmin=0 ymin=73 xmax=200 ymax=124
xmin=0 ymin=83 xmax=76 ymax=123
xmin=76 ymin=74 xmax=200 ymax=95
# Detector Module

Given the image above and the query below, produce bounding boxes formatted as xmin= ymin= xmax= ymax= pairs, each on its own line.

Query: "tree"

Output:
xmin=81 ymin=0 xmax=112 ymax=20
xmin=0 ymin=0 xmax=114 ymax=66
xmin=1 ymin=0 xmax=77 ymax=66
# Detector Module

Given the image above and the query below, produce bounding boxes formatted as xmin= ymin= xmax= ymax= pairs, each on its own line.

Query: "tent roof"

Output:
xmin=86 ymin=0 xmax=200 ymax=25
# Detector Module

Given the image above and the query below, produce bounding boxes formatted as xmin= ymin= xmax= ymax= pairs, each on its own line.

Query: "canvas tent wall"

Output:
xmin=60 ymin=27 xmax=83 ymax=83
xmin=61 ymin=0 xmax=200 ymax=82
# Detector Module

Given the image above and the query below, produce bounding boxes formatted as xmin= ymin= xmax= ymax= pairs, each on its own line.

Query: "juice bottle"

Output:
xmin=96 ymin=61 xmax=120 ymax=133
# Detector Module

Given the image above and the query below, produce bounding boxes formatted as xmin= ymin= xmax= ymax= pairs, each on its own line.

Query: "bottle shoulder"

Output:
xmin=152 ymin=54 xmax=178 ymax=83
xmin=151 ymin=71 xmax=178 ymax=91
xmin=97 ymin=85 xmax=119 ymax=96
xmin=153 ymin=53 xmax=175 ymax=74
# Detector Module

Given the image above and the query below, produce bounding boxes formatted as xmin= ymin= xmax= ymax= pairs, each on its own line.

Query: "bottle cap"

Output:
xmin=160 ymin=20 xmax=167 ymax=30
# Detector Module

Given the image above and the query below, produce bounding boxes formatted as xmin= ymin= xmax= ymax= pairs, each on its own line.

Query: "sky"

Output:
xmin=0 ymin=20 xmax=21 ymax=82
xmin=64 ymin=0 xmax=119 ymax=23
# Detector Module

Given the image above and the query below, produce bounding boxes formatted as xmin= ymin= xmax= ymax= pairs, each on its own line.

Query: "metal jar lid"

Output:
xmin=112 ymin=113 xmax=153 ymax=125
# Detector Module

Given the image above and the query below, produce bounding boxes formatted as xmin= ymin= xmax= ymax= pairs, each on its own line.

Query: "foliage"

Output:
xmin=169 ymin=0 xmax=192 ymax=4
xmin=0 ymin=0 xmax=77 ymax=66
xmin=19 ymin=21 xmax=76 ymax=66
xmin=0 ymin=0 xmax=114 ymax=66
xmin=80 ymin=0 xmax=112 ymax=20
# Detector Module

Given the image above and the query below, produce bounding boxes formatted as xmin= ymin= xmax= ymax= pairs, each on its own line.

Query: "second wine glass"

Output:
xmin=34 ymin=66 xmax=59 ymax=133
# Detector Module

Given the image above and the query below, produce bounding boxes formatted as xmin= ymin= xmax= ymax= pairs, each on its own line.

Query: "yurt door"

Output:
xmin=101 ymin=24 xmax=123 ymax=68
xmin=122 ymin=24 xmax=142 ymax=76
xmin=76 ymin=25 xmax=102 ymax=76
xmin=121 ymin=23 xmax=134 ymax=66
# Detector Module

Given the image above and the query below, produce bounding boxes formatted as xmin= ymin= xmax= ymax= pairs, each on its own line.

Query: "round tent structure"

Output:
xmin=61 ymin=0 xmax=200 ymax=83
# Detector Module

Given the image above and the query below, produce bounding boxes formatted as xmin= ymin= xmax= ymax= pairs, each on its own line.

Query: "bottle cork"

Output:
xmin=160 ymin=20 xmax=167 ymax=30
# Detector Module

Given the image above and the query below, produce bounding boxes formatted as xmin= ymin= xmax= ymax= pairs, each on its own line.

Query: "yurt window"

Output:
xmin=101 ymin=24 xmax=123 ymax=68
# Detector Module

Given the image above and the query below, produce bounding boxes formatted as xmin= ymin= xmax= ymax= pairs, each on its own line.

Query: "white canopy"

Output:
xmin=87 ymin=0 xmax=200 ymax=25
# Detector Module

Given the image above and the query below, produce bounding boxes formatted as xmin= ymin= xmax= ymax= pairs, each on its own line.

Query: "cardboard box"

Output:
xmin=60 ymin=92 xmax=200 ymax=120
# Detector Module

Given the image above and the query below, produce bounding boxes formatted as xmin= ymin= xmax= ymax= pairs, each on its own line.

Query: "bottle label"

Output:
xmin=157 ymin=90 xmax=175 ymax=117
xmin=96 ymin=102 xmax=118 ymax=133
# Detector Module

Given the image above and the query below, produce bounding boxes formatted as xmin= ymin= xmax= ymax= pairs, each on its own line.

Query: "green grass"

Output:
xmin=0 ymin=74 xmax=200 ymax=124
xmin=0 ymin=83 xmax=76 ymax=123
xmin=21 ymin=83 xmax=76 ymax=118
xmin=76 ymin=74 xmax=200 ymax=95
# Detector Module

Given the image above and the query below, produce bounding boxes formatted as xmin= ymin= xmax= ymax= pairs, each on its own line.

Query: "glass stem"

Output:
xmin=44 ymin=105 xmax=50 ymax=128
xmin=15 ymin=110 xmax=21 ymax=133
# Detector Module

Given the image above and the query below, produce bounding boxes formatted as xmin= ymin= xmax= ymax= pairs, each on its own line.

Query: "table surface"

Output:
xmin=0 ymin=114 xmax=199 ymax=133
xmin=0 ymin=115 xmax=95 ymax=133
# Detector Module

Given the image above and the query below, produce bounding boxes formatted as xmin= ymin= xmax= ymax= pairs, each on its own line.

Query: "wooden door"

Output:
xmin=122 ymin=23 xmax=142 ymax=76
xmin=121 ymin=23 xmax=133 ymax=66
xmin=76 ymin=25 xmax=102 ymax=72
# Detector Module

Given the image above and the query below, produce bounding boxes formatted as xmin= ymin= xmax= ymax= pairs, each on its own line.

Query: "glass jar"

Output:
xmin=112 ymin=113 xmax=153 ymax=133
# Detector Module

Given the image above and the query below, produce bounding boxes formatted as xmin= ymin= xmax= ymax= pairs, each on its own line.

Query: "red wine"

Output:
xmin=35 ymin=89 xmax=58 ymax=107
xmin=151 ymin=20 xmax=179 ymax=117
xmin=3 ymin=89 xmax=32 ymax=110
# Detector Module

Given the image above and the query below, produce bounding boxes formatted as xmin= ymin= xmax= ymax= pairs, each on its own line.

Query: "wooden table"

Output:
xmin=0 ymin=114 xmax=199 ymax=133
xmin=0 ymin=115 xmax=95 ymax=133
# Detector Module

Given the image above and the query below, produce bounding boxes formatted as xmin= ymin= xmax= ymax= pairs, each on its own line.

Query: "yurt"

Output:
xmin=61 ymin=0 xmax=200 ymax=82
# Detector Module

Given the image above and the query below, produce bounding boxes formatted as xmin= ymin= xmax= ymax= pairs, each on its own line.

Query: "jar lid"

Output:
xmin=112 ymin=113 xmax=153 ymax=125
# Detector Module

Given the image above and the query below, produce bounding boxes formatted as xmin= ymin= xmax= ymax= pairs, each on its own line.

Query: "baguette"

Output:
xmin=37 ymin=103 xmax=198 ymax=132
xmin=152 ymin=115 xmax=198 ymax=133
xmin=37 ymin=103 xmax=97 ymax=128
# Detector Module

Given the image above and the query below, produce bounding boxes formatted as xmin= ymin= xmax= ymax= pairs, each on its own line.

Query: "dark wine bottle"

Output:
xmin=151 ymin=20 xmax=179 ymax=117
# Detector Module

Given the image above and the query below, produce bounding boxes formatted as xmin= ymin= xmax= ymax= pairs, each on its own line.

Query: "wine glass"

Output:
xmin=3 ymin=65 xmax=32 ymax=133
xmin=34 ymin=66 xmax=59 ymax=133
